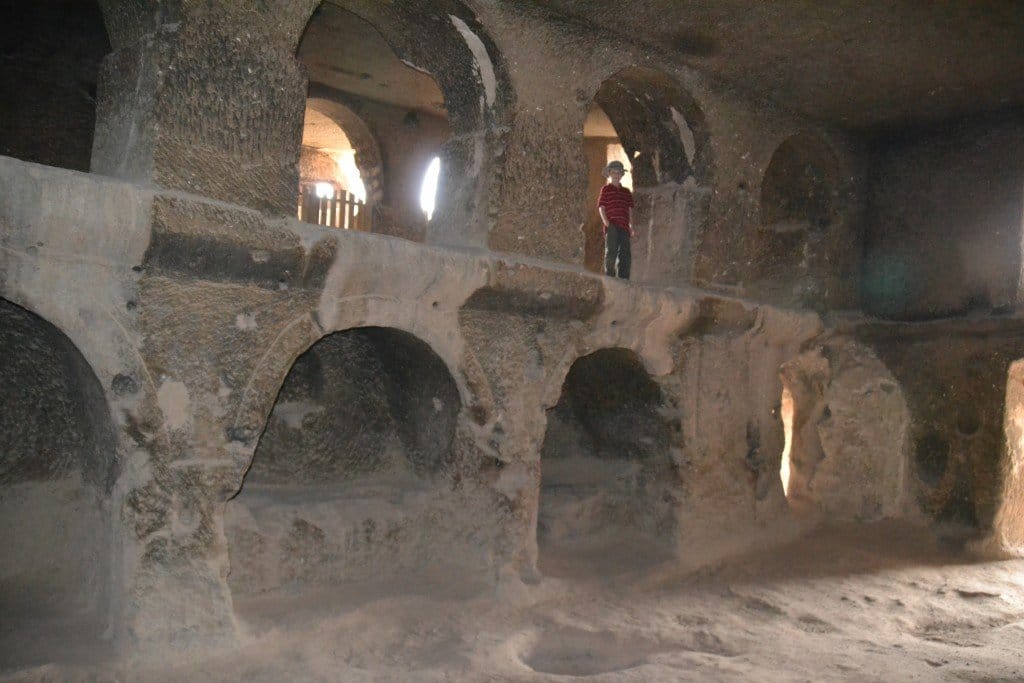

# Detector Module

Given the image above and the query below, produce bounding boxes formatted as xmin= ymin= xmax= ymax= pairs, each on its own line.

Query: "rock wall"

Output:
xmin=1 ymin=0 xmax=1021 ymax=670
xmin=0 ymin=104 xmax=1014 ymax=670
xmin=852 ymin=318 xmax=1024 ymax=529
xmin=780 ymin=340 xmax=913 ymax=521
xmin=863 ymin=111 xmax=1024 ymax=319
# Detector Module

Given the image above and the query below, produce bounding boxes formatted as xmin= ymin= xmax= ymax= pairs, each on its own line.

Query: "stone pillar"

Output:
xmin=92 ymin=1 xmax=319 ymax=215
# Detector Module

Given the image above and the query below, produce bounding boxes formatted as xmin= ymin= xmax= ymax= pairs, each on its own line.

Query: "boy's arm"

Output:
xmin=628 ymin=206 xmax=635 ymax=237
xmin=599 ymin=205 xmax=610 ymax=228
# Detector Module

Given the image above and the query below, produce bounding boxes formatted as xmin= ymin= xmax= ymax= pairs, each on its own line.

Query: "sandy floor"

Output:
xmin=5 ymin=521 xmax=1024 ymax=682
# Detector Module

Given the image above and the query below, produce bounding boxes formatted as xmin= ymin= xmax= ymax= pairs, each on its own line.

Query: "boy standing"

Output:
xmin=598 ymin=160 xmax=634 ymax=280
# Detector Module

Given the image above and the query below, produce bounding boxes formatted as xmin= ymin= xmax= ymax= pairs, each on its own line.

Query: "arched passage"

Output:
xmin=225 ymin=327 xmax=467 ymax=599
xmin=298 ymin=99 xmax=383 ymax=230
xmin=778 ymin=341 xmax=911 ymax=521
xmin=538 ymin=349 xmax=678 ymax=576
xmin=297 ymin=1 xmax=511 ymax=244
xmin=0 ymin=298 xmax=118 ymax=667
xmin=0 ymin=1 xmax=110 ymax=171
xmin=583 ymin=67 xmax=713 ymax=284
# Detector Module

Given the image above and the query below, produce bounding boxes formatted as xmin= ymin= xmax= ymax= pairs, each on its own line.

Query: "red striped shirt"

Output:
xmin=598 ymin=183 xmax=634 ymax=235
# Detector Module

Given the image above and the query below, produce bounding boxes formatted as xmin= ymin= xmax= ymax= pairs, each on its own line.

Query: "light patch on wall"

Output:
xmin=157 ymin=380 xmax=191 ymax=432
xmin=272 ymin=400 xmax=325 ymax=429
xmin=336 ymin=151 xmax=367 ymax=203
xmin=450 ymin=15 xmax=497 ymax=109
xmin=314 ymin=182 xmax=335 ymax=199
xmin=235 ymin=312 xmax=258 ymax=330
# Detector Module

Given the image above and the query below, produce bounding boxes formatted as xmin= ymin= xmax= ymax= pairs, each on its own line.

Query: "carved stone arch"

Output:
xmin=538 ymin=345 xmax=680 ymax=576
xmin=305 ymin=95 xmax=386 ymax=206
xmin=224 ymin=320 xmax=480 ymax=596
xmin=593 ymin=66 xmax=714 ymax=188
xmin=777 ymin=339 xmax=912 ymax=521
xmin=298 ymin=0 xmax=515 ymax=245
xmin=759 ymin=133 xmax=842 ymax=232
xmin=228 ymin=303 xmax=477 ymax=490
xmin=0 ymin=296 xmax=120 ymax=664
xmin=583 ymin=66 xmax=714 ymax=284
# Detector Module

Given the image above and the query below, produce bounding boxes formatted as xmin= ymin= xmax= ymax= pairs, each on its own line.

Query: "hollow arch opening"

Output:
xmin=760 ymin=134 xmax=841 ymax=232
xmin=298 ymin=4 xmax=450 ymax=239
xmin=755 ymin=134 xmax=845 ymax=307
xmin=297 ymin=1 xmax=510 ymax=244
xmin=538 ymin=348 xmax=678 ymax=577
xmin=0 ymin=1 xmax=110 ymax=171
xmin=298 ymin=99 xmax=383 ymax=230
xmin=777 ymin=343 xmax=911 ymax=522
xmin=0 ymin=298 xmax=118 ymax=667
xmin=583 ymin=67 xmax=712 ymax=283
xmin=226 ymin=327 xmax=467 ymax=600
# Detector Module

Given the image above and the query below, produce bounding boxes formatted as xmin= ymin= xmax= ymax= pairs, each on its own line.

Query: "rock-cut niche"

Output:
xmin=538 ymin=348 xmax=677 ymax=576
xmin=0 ymin=298 xmax=118 ymax=668
xmin=226 ymin=327 xmax=466 ymax=598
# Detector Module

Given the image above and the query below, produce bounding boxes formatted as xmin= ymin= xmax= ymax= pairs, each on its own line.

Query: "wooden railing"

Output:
xmin=298 ymin=187 xmax=369 ymax=231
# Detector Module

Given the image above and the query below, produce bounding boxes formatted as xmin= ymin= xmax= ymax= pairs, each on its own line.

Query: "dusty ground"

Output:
xmin=4 ymin=521 xmax=1024 ymax=682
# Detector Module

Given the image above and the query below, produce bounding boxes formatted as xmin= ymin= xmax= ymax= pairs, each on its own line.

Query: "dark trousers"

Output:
xmin=604 ymin=225 xmax=631 ymax=279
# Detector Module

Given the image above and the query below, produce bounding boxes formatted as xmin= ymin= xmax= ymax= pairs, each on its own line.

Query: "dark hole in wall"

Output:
xmin=956 ymin=410 xmax=981 ymax=438
xmin=0 ymin=300 xmax=117 ymax=488
xmin=538 ymin=349 xmax=676 ymax=575
xmin=914 ymin=431 xmax=950 ymax=488
xmin=0 ymin=298 xmax=116 ymax=667
xmin=0 ymin=0 xmax=110 ymax=171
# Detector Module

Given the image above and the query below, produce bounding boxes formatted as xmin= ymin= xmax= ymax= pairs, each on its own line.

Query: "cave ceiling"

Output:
xmin=530 ymin=0 xmax=1024 ymax=131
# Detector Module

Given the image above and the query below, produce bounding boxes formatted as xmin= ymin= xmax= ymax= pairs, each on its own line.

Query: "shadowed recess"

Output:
xmin=226 ymin=327 xmax=467 ymax=596
xmin=0 ymin=298 xmax=117 ymax=668
xmin=538 ymin=348 xmax=677 ymax=576
xmin=0 ymin=0 xmax=110 ymax=171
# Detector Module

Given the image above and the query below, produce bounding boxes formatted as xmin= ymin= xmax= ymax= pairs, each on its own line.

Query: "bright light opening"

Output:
xmin=335 ymin=151 xmax=367 ymax=204
xmin=780 ymin=385 xmax=794 ymax=498
xmin=420 ymin=156 xmax=441 ymax=221
xmin=314 ymin=182 xmax=335 ymax=199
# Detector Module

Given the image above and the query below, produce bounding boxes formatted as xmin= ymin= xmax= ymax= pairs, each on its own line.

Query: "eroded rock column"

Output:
xmin=92 ymin=0 xmax=319 ymax=214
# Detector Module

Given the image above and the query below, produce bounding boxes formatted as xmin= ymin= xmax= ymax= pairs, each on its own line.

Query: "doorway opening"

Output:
xmin=583 ymin=67 xmax=712 ymax=284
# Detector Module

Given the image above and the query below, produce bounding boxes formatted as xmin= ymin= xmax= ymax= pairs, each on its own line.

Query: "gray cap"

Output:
xmin=602 ymin=160 xmax=628 ymax=177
